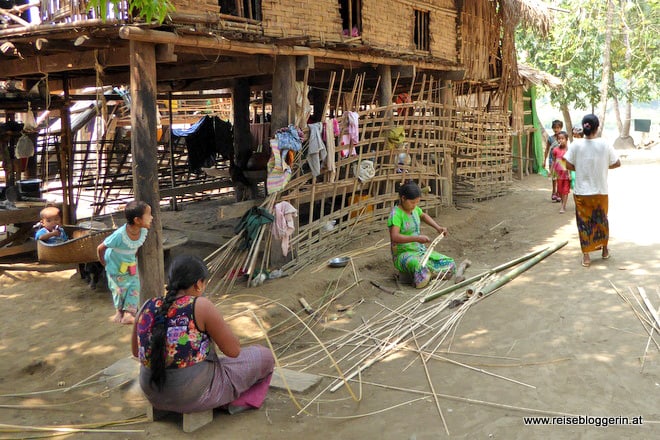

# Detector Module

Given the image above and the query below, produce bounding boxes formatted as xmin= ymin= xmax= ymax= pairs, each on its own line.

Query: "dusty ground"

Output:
xmin=1 ymin=147 xmax=659 ymax=439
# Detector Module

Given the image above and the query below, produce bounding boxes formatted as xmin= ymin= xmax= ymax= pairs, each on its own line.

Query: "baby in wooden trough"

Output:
xmin=388 ymin=181 xmax=456 ymax=289
xmin=34 ymin=206 xmax=68 ymax=244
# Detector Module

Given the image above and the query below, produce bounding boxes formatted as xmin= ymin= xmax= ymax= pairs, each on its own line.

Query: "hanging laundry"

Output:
xmin=306 ymin=122 xmax=327 ymax=177
xmin=386 ymin=126 xmax=406 ymax=149
xmin=340 ymin=111 xmax=359 ymax=158
xmin=294 ymin=82 xmax=312 ymax=129
xmin=267 ymin=139 xmax=292 ymax=193
xmin=324 ymin=118 xmax=337 ymax=182
xmin=275 ymin=124 xmax=303 ymax=157
xmin=272 ymin=201 xmax=298 ymax=257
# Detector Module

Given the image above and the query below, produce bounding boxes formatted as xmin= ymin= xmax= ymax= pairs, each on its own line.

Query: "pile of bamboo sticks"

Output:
xmin=205 ymin=194 xmax=276 ymax=293
xmin=611 ymin=283 xmax=660 ymax=373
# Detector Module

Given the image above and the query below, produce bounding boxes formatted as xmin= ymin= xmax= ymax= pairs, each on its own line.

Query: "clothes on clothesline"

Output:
xmin=306 ymin=122 xmax=327 ymax=177
xmin=172 ymin=116 xmax=233 ymax=173
xmin=340 ymin=111 xmax=359 ymax=158
xmin=324 ymin=118 xmax=337 ymax=181
xmin=272 ymin=201 xmax=298 ymax=257
xmin=267 ymin=139 xmax=293 ymax=194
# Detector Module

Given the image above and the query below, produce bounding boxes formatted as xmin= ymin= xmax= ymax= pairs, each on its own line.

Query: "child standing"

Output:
xmin=551 ymin=131 xmax=571 ymax=213
xmin=544 ymin=120 xmax=563 ymax=202
xmin=388 ymin=181 xmax=455 ymax=289
xmin=35 ymin=206 xmax=68 ymax=244
xmin=97 ymin=200 xmax=153 ymax=325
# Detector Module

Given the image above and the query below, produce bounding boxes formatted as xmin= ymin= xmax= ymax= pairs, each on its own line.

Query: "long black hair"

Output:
xmin=148 ymin=254 xmax=209 ymax=391
xmin=581 ymin=114 xmax=600 ymax=137
xmin=399 ymin=180 xmax=422 ymax=200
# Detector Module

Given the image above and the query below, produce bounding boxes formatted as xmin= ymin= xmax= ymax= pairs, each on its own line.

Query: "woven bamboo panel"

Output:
xmin=172 ymin=0 xmax=220 ymax=15
xmin=273 ymin=96 xmax=511 ymax=269
xmin=261 ymin=0 xmax=343 ymax=42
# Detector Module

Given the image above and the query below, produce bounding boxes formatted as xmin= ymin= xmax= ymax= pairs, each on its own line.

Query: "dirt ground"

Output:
xmin=1 ymin=146 xmax=659 ymax=439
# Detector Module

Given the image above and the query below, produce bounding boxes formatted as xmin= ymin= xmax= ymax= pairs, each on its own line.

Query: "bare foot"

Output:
xmin=601 ymin=247 xmax=610 ymax=259
xmin=111 ymin=311 xmax=123 ymax=323
xmin=582 ymin=254 xmax=591 ymax=267
xmin=559 ymin=208 xmax=565 ymax=214
xmin=120 ymin=313 xmax=135 ymax=325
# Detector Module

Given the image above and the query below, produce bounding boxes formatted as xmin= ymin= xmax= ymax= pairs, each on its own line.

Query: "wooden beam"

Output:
xmin=64 ymin=56 xmax=274 ymax=91
xmin=119 ymin=27 xmax=463 ymax=72
xmin=129 ymin=40 xmax=164 ymax=305
xmin=0 ymin=47 xmax=130 ymax=78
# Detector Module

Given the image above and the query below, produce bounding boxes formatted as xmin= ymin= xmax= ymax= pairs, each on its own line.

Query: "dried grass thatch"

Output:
xmin=503 ymin=0 xmax=551 ymax=36
xmin=517 ymin=63 xmax=562 ymax=89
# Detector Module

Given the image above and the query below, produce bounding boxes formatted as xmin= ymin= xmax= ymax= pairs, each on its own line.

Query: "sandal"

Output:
xmin=602 ymin=248 xmax=610 ymax=260
xmin=582 ymin=254 xmax=591 ymax=267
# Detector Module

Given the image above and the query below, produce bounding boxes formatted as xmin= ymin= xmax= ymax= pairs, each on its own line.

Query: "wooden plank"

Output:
xmin=270 ymin=367 xmax=322 ymax=393
xmin=216 ymin=199 xmax=261 ymax=221
xmin=0 ymin=240 xmax=36 ymax=258
xmin=163 ymin=227 xmax=227 ymax=246
xmin=0 ymin=206 xmax=44 ymax=225
xmin=159 ymin=180 xmax=233 ymax=198
xmin=0 ymin=47 xmax=130 ymax=77
xmin=0 ymin=262 xmax=78 ymax=272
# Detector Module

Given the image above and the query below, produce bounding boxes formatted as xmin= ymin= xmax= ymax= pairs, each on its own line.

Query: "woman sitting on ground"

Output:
xmin=132 ymin=254 xmax=274 ymax=414
xmin=388 ymin=181 xmax=456 ymax=288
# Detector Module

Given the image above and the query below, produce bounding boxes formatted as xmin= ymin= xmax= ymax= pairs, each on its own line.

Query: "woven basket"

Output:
xmin=37 ymin=227 xmax=113 ymax=264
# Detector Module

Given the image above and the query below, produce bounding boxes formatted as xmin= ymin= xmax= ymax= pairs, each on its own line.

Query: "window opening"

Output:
xmin=338 ymin=0 xmax=362 ymax=37
xmin=219 ymin=0 xmax=262 ymax=21
xmin=414 ymin=9 xmax=430 ymax=51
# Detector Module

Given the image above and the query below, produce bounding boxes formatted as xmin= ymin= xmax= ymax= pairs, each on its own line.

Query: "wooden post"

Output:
xmin=130 ymin=40 xmax=164 ymax=305
xmin=440 ymin=79 xmax=453 ymax=207
xmin=378 ymin=65 xmax=392 ymax=121
xmin=271 ymin=56 xmax=296 ymax=130
xmin=60 ymin=78 xmax=75 ymax=224
xmin=233 ymin=77 xmax=252 ymax=169
xmin=269 ymin=56 xmax=296 ymax=268
xmin=167 ymin=92 xmax=177 ymax=211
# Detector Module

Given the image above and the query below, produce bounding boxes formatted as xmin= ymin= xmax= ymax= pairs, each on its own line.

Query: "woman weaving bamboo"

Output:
xmin=388 ymin=181 xmax=456 ymax=288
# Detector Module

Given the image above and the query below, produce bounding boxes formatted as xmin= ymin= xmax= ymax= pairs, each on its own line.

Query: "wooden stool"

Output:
xmin=147 ymin=405 xmax=213 ymax=433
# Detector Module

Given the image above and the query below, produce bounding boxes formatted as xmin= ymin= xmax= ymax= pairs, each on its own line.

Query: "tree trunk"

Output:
xmin=560 ymin=103 xmax=573 ymax=139
xmin=130 ymin=40 xmax=165 ymax=305
xmin=613 ymin=4 xmax=635 ymax=150
xmin=596 ymin=0 xmax=614 ymax=136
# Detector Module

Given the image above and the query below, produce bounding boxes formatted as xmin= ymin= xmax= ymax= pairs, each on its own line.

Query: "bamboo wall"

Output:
xmin=172 ymin=0 xmax=220 ymax=15
xmin=460 ymin=0 xmax=500 ymax=81
xmin=271 ymin=100 xmax=510 ymax=271
xmin=362 ymin=0 xmax=457 ymax=59
xmin=261 ymin=0 xmax=344 ymax=41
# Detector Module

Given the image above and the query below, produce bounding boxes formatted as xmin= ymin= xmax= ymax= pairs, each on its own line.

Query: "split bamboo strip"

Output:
xmin=412 ymin=329 xmax=450 ymax=435
xmin=420 ymin=232 xmax=445 ymax=267
xmin=610 ymin=282 xmax=660 ymax=352
xmin=638 ymin=287 xmax=660 ymax=330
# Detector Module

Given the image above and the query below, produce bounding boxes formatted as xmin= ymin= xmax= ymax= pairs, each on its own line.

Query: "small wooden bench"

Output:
xmin=147 ymin=405 xmax=214 ymax=433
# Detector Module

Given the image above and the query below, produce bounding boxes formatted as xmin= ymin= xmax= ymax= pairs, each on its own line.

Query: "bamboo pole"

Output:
xmin=478 ymin=241 xmax=568 ymax=297
xmin=638 ymin=287 xmax=660 ymax=330
xmin=422 ymin=247 xmax=549 ymax=303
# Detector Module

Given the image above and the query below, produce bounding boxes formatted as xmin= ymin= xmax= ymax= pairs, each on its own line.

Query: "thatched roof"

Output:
xmin=518 ymin=63 xmax=562 ymax=89
xmin=503 ymin=0 xmax=551 ymax=36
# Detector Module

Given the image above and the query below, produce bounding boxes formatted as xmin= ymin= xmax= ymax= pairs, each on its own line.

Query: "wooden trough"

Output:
xmin=37 ymin=227 xmax=113 ymax=264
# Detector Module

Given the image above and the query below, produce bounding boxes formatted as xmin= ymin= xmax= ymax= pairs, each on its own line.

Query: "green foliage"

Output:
xmin=516 ymin=0 xmax=658 ymax=109
xmin=87 ymin=0 xmax=175 ymax=24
